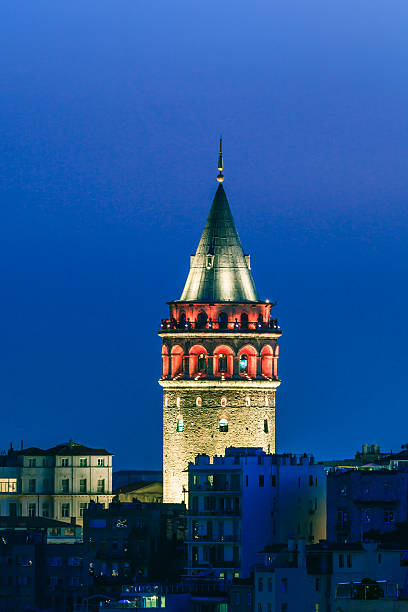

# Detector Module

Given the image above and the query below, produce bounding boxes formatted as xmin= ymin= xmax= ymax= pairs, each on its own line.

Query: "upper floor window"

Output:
xmin=61 ymin=479 xmax=69 ymax=493
xmin=218 ymin=354 xmax=227 ymax=372
xmin=198 ymin=353 xmax=206 ymax=371
xmin=0 ymin=479 xmax=17 ymax=493
xmin=176 ymin=418 xmax=184 ymax=432
xmin=79 ymin=458 xmax=87 ymax=467
xmin=219 ymin=418 xmax=228 ymax=432
xmin=61 ymin=458 xmax=69 ymax=467
xmin=218 ymin=312 xmax=228 ymax=329
xmin=28 ymin=458 xmax=36 ymax=468
xmin=28 ymin=479 xmax=36 ymax=493
xmin=79 ymin=479 xmax=87 ymax=493
xmin=240 ymin=354 xmax=248 ymax=373
xmin=97 ymin=458 xmax=105 ymax=467
xmin=97 ymin=479 xmax=105 ymax=493
xmin=240 ymin=313 xmax=249 ymax=329
xmin=197 ymin=311 xmax=207 ymax=329
xmin=61 ymin=503 xmax=70 ymax=518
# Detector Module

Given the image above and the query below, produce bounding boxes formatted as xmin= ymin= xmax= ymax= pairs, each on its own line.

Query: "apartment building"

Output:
xmin=0 ymin=441 xmax=113 ymax=524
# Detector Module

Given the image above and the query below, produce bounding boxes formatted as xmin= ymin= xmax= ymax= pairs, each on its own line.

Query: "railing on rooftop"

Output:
xmin=160 ymin=319 xmax=280 ymax=332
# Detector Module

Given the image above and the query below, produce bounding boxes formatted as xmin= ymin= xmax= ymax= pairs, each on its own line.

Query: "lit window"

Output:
xmin=0 ymin=479 xmax=17 ymax=493
xmin=79 ymin=458 xmax=87 ymax=467
xmin=198 ymin=353 xmax=206 ymax=371
xmin=384 ymin=510 xmax=395 ymax=523
xmin=177 ymin=418 xmax=184 ymax=432
xmin=220 ymin=397 xmax=227 ymax=407
xmin=219 ymin=418 xmax=228 ymax=432
xmin=164 ymin=395 xmax=168 ymax=407
xmin=245 ymin=396 xmax=250 ymax=406
xmin=265 ymin=396 xmax=269 ymax=406
xmin=218 ymin=353 xmax=227 ymax=372
xmin=239 ymin=354 xmax=248 ymax=373
xmin=196 ymin=397 xmax=202 ymax=407
xmin=97 ymin=458 xmax=105 ymax=467
xmin=176 ymin=396 xmax=181 ymax=408
xmin=61 ymin=458 xmax=68 ymax=467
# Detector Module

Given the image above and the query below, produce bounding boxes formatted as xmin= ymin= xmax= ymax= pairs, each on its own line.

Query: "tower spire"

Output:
xmin=217 ymin=137 xmax=224 ymax=183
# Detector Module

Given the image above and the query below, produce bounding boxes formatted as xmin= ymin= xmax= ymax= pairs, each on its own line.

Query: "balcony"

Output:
xmin=160 ymin=319 xmax=281 ymax=334
xmin=186 ymin=535 xmax=240 ymax=543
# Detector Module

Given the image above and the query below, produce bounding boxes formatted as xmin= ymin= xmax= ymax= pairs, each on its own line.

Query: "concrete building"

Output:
xmin=186 ymin=447 xmax=326 ymax=581
xmin=83 ymin=499 xmax=186 ymax=585
xmin=254 ymin=539 xmax=408 ymax=612
xmin=327 ymin=468 xmax=408 ymax=543
xmin=0 ymin=441 xmax=113 ymax=524
xmin=0 ymin=528 xmax=91 ymax=612
xmin=159 ymin=143 xmax=282 ymax=503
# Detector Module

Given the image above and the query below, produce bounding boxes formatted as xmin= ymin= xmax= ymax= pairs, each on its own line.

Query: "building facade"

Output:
xmin=186 ymin=447 xmax=326 ymax=581
xmin=159 ymin=145 xmax=282 ymax=503
xmin=0 ymin=441 xmax=113 ymax=524
xmin=327 ymin=468 xmax=408 ymax=544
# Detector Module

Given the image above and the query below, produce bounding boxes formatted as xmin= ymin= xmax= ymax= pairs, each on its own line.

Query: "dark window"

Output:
xmin=218 ymin=312 xmax=228 ymax=329
xmin=339 ymin=554 xmax=344 ymax=568
xmin=272 ymin=475 xmax=276 ymax=487
xmin=218 ymin=353 xmax=227 ymax=372
xmin=347 ymin=554 xmax=352 ymax=568
xmin=79 ymin=479 xmax=87 ymax=493
xmin=259 ymin=475 xmax=264 ymax=487
xmin=246 ymin=475 xmax=249 ymax=487
xmin=198 ymin=353 xmax=206 ymax=371
xmin=61 ymin=479 xmax=69 ymax=493
xmin=264 ymin=419 xmax=269 ymax=433
xmin=28 ymin=479 xmax=36 ymax=493
xmin=179 ymin=313 xmax=186 ymax=328
xmin=240 ymin=313 xmax=249 ymax=329
xmin=197 ymin=311 xmax=207 ymax=328
xmin=258 ymin=577 xmax=263 ymax=592
xmin=309 ymin=475 xmax=314 ymax=486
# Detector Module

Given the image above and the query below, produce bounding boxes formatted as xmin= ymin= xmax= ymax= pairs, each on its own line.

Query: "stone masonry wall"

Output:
xmin=163 ymin=387 xmax=276 ymax=503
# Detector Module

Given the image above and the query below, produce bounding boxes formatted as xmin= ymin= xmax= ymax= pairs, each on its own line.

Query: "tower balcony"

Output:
xmin=159 ymin=318 xmax=281 ymax=334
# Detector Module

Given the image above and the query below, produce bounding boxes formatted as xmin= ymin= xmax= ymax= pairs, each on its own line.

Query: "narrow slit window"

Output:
xmin=264 ymin=419 xmax=269 ymax=433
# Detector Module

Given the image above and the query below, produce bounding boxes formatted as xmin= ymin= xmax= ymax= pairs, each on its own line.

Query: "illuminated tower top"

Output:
xmin=179 ymin=142 xmax=259 ymax=303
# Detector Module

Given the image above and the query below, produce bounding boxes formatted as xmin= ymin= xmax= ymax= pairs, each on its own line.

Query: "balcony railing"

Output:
xmin=160 ymin=319 xmax=280 ymax=332
xmin=187 ymin=535 xmax=240 ymax=543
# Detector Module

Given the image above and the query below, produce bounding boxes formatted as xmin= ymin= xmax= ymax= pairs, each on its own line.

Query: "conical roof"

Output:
xmin=179 ymin=184 xmax=259 ymax=302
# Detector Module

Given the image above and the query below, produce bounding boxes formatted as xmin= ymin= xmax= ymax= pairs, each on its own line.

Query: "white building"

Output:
xmin=186 ymin=447 xmax=326 ymax=580
xmin=254 ymin=539 xmax=408 ymax=612
xmin=0 ymin=441 xmax=113 ymax=524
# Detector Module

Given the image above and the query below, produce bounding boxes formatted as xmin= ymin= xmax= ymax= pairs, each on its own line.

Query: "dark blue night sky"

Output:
xmin=1 ymin=1 xmax=408 ymax=469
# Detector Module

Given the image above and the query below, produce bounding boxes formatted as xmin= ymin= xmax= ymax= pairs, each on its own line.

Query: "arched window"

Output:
xmin=176 ymin=418 xmax=184 ymax=432
xmin=240 ymin=354 xmax=248 ymax=373
xmin=198 ymin=353 xmax=206 ymax=372
xmin=179 ymin=312 xmax=186 ymax=329
xmin=245 ymin=396 xmax=251 ymax=407
xmin=240 ymin=313 xmax=249 ymax=329
xmin=196 ymin=397 xmax=202 ymax=407
xmin=219 ymin=418 xmax=228 ymax=432
xmin=257 ymin=314 xmax=263 ymax=329
xmin=218 ymin=353 xmax=227 ymax=372
xmin=196 ymin=311 xmax=207 ymax=329
xmin=218 ymin=312 xmax=228 ymax=329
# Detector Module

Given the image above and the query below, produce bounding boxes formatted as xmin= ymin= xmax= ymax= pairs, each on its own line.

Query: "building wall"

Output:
xmin=162 ymin=385 xmax=276 ymax=503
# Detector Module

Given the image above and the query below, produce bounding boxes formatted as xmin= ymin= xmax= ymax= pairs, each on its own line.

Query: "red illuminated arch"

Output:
xmin=261 ymin=345 xmax=274 ymax=379
xmin=238 ymin=345 xmax=257 ymax=378
xmin=189 ymin=345 xmax=208 ymax=377
xmin=213 ymin=344 xmax=234 ymax=378
xmin=161 ymin=345 xmax=169 ymax=378
xmin=170 ymin=345 xmax=184 ymax=377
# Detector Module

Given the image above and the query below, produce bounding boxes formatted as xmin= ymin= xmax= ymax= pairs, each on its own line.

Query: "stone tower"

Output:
xmin=159 ymin=143 xmax=282 ymax=503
